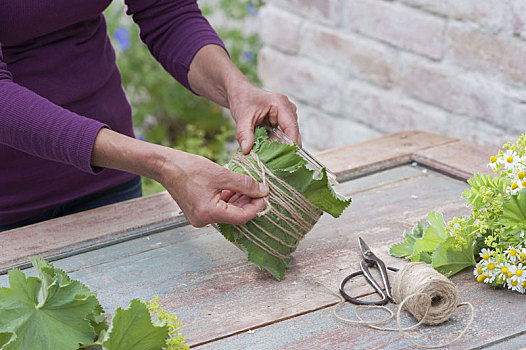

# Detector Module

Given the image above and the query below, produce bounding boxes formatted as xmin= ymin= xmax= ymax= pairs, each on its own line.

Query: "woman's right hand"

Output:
xmin=157 ymin=149 xmax=269 ymax=227
xmin=91 ymin=128 xmax=269 ymax=228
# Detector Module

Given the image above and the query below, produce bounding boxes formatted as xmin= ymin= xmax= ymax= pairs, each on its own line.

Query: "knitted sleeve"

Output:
xmin=125 ymin=0 xmax=227 ymax=92
xmin=0 ymin=43 xmax=108 ymax=174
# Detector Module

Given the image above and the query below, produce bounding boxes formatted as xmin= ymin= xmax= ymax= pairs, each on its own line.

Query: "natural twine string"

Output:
xmin=227 ymin=151 xmax=322 ymax=259
xmin=316 ymin=262 xmax=474 ymax=349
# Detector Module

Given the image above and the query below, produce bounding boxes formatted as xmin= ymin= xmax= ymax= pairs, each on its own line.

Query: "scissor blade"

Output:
xmin=358 ymin=237 xmax=371 ymax=255
xmin=359 ymin=237 xmax=379 ymax=264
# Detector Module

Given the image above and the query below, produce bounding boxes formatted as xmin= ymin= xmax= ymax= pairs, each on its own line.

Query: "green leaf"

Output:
xmin=410 ymin=212 xmax=448 ymax=259
xmin=431 ymin=237 xmax=476 ymax=277
xmin=217 ymin=127 xmax=351 ymax=280
xmin=0 ymin=332 xmax=15 ymax=347
xmin=389 ymin=221 xmax=425 ymax=258
xmin=501 ymin=188 xmax=526 ymax=237
xmin=0 ymin=258 xmax=99 ymax=350
xmin=102 ymin=299 xmax=168 ymax=350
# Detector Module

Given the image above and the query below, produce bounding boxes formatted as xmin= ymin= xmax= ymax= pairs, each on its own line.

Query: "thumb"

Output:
xmin=235 ymin=117 xmax=255 ymax=154
xmin=220 ymin=170 xmax=269 ymax=198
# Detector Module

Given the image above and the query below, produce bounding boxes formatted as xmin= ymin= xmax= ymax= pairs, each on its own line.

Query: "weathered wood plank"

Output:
xmin=412 ymin=140 xmax=499 ymax=181
xmin=1 ymin=166 xmax=473 ymax=347
xmin=315 ymin=130 xmax=456 ymax=181
xmin=0 ymin=192 xmax=185 ymax=274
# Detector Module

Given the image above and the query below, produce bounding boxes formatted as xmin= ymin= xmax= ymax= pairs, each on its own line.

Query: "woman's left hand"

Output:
xmin=228 ymin=81 xmax=300 ymax=154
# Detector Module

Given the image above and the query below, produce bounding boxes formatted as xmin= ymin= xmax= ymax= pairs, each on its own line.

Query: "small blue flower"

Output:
xmin=242 ymin=51 xmax=254 ymax=61
xmin=114 ymin=27 xmax=131 ymax=51
xmin=246 ymin=3 xmax=258 ymax=17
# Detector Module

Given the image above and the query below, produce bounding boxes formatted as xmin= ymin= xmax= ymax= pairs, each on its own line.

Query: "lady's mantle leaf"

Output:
xmin=0 ymin=261 xmax=98 ymax=350
xmin=501 ymin=188 xmax=526 ymax=237
xmin=431 ymin=237 xmax=475 ymax=277
xmin=102 ymin=299 xmax=168 ymax=350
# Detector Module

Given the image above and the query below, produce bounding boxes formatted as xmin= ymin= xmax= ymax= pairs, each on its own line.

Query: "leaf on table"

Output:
xmin=410 ymin=212 xmax=448 ymax=259
xmin=217 ymin=127 xmax=351 ymax=280
xmin=0 ymin=257 xmax=99 ymax=350
xmin=501 ymin=188 xmax=526 ymax=237
xmin=102 ymin=299 xmax=168 ymax=350
xmin=389 ymin=221 xmax=425 ymax=258
xmin=431 ymin=237 xmax=475 ymax=277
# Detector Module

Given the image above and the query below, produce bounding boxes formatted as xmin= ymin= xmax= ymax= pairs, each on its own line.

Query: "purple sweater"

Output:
xmin=0 ymin=1 xmax=225 ymax=225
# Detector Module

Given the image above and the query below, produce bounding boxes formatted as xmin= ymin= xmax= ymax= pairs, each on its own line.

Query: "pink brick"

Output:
xmin=258 ymin=6 xmax=303 ymax=54
xmin=342 ymin=84 xmax=451 ymax=134
xmin=345 ymin=0 xmax=445 ymax=59
xmin=258 ymin=47 xmax=342 ymax=114
xmin=300 ymin=23 xmax=395 ymax=87
xmin=401 ymin=0 xmax=503 ymax=31
xmin=269 ymin=0 xmax=343 ymax=26
xmin=448 ymin=24 xmax=526 ymax=85
xmin=398 ymin=57 xmax=503 ymax=122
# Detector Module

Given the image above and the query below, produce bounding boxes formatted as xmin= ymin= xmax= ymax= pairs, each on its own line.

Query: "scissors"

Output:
xmin=339 ymin=237 xmax=399 ymax=305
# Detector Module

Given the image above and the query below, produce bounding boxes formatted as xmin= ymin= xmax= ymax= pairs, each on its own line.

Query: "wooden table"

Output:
xmin=1 ymin=131 xmax=523 ymax=349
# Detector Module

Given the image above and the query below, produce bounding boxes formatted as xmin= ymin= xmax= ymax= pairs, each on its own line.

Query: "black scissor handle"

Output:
xmin=339 ymin=270 xmax=389 ymax=305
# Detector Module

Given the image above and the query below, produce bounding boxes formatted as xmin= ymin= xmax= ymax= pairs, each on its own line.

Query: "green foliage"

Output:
xmin=500 ymin=188 xmax=526 ymax=240
xmin=462 ymin=174 xmax=508 ymax=210
xmin=0 ymin=258 xmax=187 ymax=350
xmin=0 ymin=258 xmax=100 ymax=350
xmin=431 ymin=237 xmax=475 ymax=277
xmin=390 ymin=133 xmax=526 ymax=283
xmin=388 ymin=212 xmax=475 ymax=276
xmin=101 ymin=300 xmax=168 ymax=350
xmin=142 ymin=296 xmax=188 ymax=350
xmin=104 ymin=1 xmax=264 ymax=194
xmin=216 ymin=128 xmax=351 ymax=280
xmin=389 ymin=221 xmax=424 ymax=258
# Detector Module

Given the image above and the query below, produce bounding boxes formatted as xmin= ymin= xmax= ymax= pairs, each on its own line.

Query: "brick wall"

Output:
xmin=257 ymin=0 xmax=525 ymax=152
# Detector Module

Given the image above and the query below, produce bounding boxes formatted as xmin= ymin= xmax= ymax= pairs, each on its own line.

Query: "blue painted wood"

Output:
xmin=1 ymin=165 xmax=478 ymax=348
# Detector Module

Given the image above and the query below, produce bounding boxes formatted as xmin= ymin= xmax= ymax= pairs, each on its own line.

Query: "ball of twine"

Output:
xmin=392 ymin=262 xmax=458 ymax=325
xmin=316 ymin=262 xmax=474 ymax=349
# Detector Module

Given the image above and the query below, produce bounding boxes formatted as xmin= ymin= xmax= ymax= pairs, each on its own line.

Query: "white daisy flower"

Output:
xmin=505 ymin=246 xmax=519 ymax=263
xmin=503 ymin=150 xmax=518 ymax=170
xmin=510 ymin=263 xmax=526 ymax=286
xmin=479 ymin=248 xmax=492 ymax=261
xmin=509 ymin=177 xmax=524 ymax=195
xmin=488 ymin=155 xmax=501 ymax=171
xmin=519 ymin=247 xmax=526 ymax=262
xmin=496 ymin=263 xmax=511 ymax=282
xmin=508 ymin=278 xmax=523 ymax=293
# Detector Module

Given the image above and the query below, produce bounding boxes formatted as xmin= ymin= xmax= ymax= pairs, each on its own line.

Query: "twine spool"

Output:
xmin=392 ymin=262 xmax=458 ymax=325
xmin=316 ymin=262 xmax=474 ymax=349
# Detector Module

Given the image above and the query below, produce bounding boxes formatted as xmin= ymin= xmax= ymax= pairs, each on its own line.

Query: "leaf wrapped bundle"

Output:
xmin=216 ymin=128 xmax=351 ymax=280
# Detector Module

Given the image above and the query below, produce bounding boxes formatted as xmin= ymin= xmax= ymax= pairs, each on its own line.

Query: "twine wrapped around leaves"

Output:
xmin=228 ymin=151 xmax=322 ymax=260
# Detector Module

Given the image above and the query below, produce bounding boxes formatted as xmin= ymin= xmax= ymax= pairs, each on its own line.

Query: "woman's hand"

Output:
xmin=188 ymin=45 xmax=301 ymax=153
xmin=228 ymin=81 xmax=300 ymax=154
xmin=91 ymin=128 xmax=269 ymax=227
xmin=157 ymin=149 xmax=269 ymax=227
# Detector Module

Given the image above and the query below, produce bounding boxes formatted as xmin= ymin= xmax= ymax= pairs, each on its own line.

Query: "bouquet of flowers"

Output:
xmin=390 ymin=134 xmax=526 ymax=294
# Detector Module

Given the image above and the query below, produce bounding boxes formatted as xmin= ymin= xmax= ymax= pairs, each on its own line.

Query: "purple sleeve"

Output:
xmin=125 ymin=0 xmax=227 ymax=92
xmin=0 ymin=43 xmax=107 ymax=174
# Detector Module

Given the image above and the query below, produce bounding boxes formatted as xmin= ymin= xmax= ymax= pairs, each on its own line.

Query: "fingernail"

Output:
xmin=241 ymin=140 xmax=248 ymax=151
xmin=259 ymin=183 xmax=269 ymax=194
